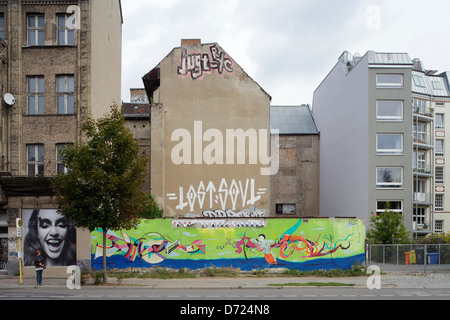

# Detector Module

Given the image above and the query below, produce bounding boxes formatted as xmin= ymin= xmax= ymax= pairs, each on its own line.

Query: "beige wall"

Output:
xmin=90 ymin=0 xmax=122 ymax=119
xmin=150 ymin=42 xmax=272 ymax=218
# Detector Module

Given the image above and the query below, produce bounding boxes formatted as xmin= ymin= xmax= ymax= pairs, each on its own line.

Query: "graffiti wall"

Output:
xmin=91 ymin=218 xmax=365 ymax=271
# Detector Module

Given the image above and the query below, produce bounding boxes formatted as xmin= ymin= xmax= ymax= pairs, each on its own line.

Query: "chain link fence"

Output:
xmin=366 ymin=244 xmax=450 ymax=273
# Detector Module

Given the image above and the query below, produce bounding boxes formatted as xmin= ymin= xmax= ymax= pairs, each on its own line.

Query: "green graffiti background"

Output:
xmin=91 ymin=218 xmax=365 ymax=270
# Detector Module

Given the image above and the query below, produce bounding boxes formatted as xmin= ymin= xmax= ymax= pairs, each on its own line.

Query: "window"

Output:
xmin=413 ymin=74 xmax=426 ymax=87
xmin=413 ymin=208 xmax=426 ymax=226
xmin=432 ymin=81 xmax=443 ymax=90
xmin=376 ymin=101 xmax=403 ymax=121
xmin=436 ymin=139 xmax=444 ymax=157
xmin=376 ymin=167 xmax=403 ymax=189
xmin=27 ymin=14 xmax=44 ymax=46
xmin=435 ymin=220 xmax=444 ymax=234
xmin=435 ymin=114 xmax=445 ymax=129
xmin=376 ymin=74 xmax=403 ymax=88
xmin=27 ymin=76 xmax=44 ymax=114
xmin=376 ymin=201 xmax=403 ymax=215
xmin=0 ymin=14 xmax=5 ymax=40
xmin=413 ymin=99 xmax=428 ymax=114
xmin=435 ymin=167 xmax=444 ymax=184
xmin=57 ymin=14 xmax=74 ymax=45
xmin=56 ymin=144 xmax=73 ymax=174
xmin=27 ymin=145 xmax=44 ymax=175
xmin=376 ymin=134 xmax=403 ymax=155
xmin=276 ymin=204 xmax=296 ymax=215
xmin=414 ymin=123 xmax=428 ymax=144
xmin=413 ymin=151 xmax=427 ymax=172
xmin=435 ymin=194 xmax=444 ymax=212
xmin=57 ymin=75 xmax=74 ymax=114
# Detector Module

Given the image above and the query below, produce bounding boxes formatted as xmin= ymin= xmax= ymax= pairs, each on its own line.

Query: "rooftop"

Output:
xmin=270 ymin=105 xmax=319 ymax=135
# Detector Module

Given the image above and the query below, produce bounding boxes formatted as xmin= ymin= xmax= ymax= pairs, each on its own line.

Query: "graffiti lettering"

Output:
xmin=167 ymin=178 xmax=267 ymax=212
xmin=202 ymin=208 xmax=266 ymax=218
xmin=178 ymin=44 xmax=233 ymax=80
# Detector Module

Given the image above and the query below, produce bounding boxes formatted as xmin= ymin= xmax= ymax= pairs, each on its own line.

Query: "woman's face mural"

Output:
xmin=37 ymin=210 xmax=70 ymax=260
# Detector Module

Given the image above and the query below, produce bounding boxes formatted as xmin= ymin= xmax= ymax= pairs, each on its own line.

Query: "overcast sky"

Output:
xmin=120 ymin=0 xmax=450 ymax=106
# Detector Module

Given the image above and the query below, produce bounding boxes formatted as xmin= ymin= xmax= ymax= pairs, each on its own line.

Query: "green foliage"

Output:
xmin=137 ymin=194 xmax=163 ymax=219
xmin=366 ymin=209 xmax=411 ymax=244
xmin=418 ymin=232 xmax=450 ymax=244
xmin=52 ymin=104 xmax=149 ymax=283
xmin=53 ymin=104 xmax=148 ymax=232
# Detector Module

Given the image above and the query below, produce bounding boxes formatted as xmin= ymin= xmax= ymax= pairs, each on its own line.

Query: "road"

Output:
xmin=1 ymin=286 xmax=450 ymax=300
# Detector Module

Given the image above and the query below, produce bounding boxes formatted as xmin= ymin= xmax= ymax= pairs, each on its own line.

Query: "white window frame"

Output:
xmin=376 ymin=100 xmax=403 ymax=121
xmin=435 ymin=194 xmax=444 ymax=212
xmin=376 ymin=200 xmax=403 ymax=215
xmin=57 ymin=14 xmax=74 ymax=45
xmin=435 ymin=220 xmax=444 ymax=234
xmin=27 ymin=14 xmax=44 ymax=46
xmin=435 ymin=167 xmax=444 ymax=184
xmin=435 ymin=113 xmax=445 ymax=129
xmin=436 ymin=139 xmax=444 ymax=157
xmin=56 ymin=144 xmax=73 ymax=174
xmin=376 ymin=74 xmax=403 ymax=88
xmin=27 ymin=76 xmax=44 ymax=114
xmin=56 ymin=75 xmax=74 ymax=114
xmin=413 ymin=207 xmax=426 ymax=226
xmin=376 ymin=167 xmax=403 ymax=189
xmin=376 ymin=134 xmax=403 ymax=155
xmin=27 ymin=144 xmax=44 ymax=176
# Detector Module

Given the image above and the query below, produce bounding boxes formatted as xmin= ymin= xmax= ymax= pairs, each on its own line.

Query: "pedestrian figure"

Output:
xmin=34 ymin=250 xmax=45 ymax=286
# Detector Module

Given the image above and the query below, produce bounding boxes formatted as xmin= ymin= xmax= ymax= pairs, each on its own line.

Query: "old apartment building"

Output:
xmin=142 ymin=39 xmax=273 ymax=219
xmin=313 ymin=51 xmax=450 ymax=236
xmin=0 ymin=0 xmax=122 ymax=273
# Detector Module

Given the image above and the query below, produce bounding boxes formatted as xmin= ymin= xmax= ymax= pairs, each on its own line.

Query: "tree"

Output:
xmin=366 ymin=207 xmax=411 ymax=244
xmin=53 ymin=104 xmax=148 ymax=283
xmin=137 ymin=194 xmax=163 ymax=219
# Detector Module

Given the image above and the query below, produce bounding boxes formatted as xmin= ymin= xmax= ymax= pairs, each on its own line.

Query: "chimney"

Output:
xmin=181 ymin=39 xmax=201 ymax=46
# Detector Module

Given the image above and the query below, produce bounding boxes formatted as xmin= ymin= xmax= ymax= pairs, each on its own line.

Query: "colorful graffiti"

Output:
xmin=91 ymin=218 xmax=365 ymax=271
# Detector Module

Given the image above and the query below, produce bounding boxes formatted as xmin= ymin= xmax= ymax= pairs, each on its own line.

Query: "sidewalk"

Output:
xmin=2 ymin=269 xmax=450 ymax=289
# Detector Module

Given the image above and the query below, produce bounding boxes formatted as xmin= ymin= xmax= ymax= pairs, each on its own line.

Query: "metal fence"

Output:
xmin=366 ymin=244 xmax=450 ymax=273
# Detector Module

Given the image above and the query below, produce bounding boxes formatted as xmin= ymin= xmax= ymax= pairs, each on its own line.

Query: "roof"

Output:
xmin=412 ymin=70 xmax=450 ymax=97
xmin=270 ymin=105 xmax=319 ymax=135
xmin=368 ymin=52 xmax=413 ymax=65
xmin=122 ymin=103 xmax=151 ymax=119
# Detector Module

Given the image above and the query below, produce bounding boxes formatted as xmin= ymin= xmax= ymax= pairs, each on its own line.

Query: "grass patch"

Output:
xmin=269 ymin=282 xmax=355 ymax=287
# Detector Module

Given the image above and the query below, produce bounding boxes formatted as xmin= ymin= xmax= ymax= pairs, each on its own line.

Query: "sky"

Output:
xmin=120 ymin=0 xmax=450 ymax=106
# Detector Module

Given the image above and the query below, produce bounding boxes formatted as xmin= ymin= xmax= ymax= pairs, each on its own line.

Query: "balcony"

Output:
xmin=413 ymin=106 xmax=434 ymax=122
xmin=413 ymin=134 xmax=434 ymax=149
xmin=413 ymin=165 xmax=433 ymax=177
xmin=413 ymin=192 xmax=433 ymax=205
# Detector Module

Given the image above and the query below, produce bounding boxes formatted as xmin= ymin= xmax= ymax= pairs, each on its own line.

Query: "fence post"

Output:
xmin=424 ymin=244 xmax=427 ymax=273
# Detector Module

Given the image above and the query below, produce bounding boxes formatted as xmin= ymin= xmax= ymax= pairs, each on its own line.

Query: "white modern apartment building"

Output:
xmin=313 ymin=51 xmax=450 ymax=236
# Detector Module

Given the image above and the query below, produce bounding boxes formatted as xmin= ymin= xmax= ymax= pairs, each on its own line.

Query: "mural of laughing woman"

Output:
xmin=24 ymin=209 xmax=76 ymax=267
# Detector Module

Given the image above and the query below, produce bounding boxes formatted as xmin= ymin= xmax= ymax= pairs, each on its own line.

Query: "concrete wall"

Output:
xmin=270 ymin=134 xmax=320 ymax=217
xmin=90 ymin=0 xmax=122 ymax=118
xmin=312 ymin=54 xmax=370 ymax=220
xmin=91 ymin=217 xmax=365 ymax=271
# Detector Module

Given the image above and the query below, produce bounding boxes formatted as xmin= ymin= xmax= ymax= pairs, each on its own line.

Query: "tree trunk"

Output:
xmin=102 ymin=228 xmax=108 ymax=284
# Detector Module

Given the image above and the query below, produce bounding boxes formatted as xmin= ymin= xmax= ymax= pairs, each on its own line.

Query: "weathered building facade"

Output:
xmin=0 ymin=0 xmax=123 ymax=274
xmin=143 ymin=39 xmax=273 ymax=219
xmin=270 ymin=105 xmax=320 ymax=217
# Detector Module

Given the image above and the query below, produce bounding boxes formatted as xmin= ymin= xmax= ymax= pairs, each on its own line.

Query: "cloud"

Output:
xmin=121 ymin=0 xmax=450 ymax=105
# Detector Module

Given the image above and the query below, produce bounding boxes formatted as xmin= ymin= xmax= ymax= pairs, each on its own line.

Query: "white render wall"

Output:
xmin=312 ymin=54 xmax=370 ymax=220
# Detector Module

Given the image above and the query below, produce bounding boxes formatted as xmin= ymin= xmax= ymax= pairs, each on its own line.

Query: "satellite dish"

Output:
xmin=4 ymin=93 xmax=15 ymax=106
